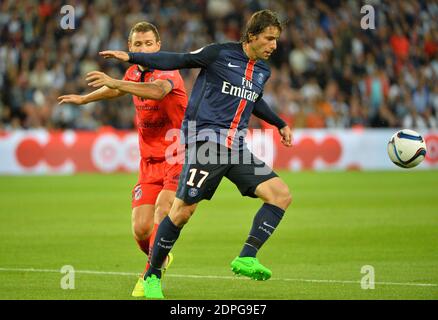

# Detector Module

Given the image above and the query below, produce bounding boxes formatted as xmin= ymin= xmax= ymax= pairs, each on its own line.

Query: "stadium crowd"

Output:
xmin=0 ymin=0 xmax=437 ymax=131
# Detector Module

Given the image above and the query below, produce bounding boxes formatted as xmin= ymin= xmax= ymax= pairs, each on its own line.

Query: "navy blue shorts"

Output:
xmin=176 ymin=141 xmax=278 ymax=205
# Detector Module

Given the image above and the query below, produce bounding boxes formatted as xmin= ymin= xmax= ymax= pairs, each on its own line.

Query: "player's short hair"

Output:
xmin=241 ymin=10 xmax=282 ymax=42
xmin=128 ymin=22 xmax=160 ymax=43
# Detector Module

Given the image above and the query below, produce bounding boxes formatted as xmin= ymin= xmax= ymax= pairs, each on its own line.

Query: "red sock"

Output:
xmin=135 ymin=238 xmax=149 ymax=256
xmin=142 ymin=223 xmax=159 ymax=276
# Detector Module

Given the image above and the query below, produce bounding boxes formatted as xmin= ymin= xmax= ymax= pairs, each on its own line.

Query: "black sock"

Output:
xmin=239 ymin=203 xmax=285 ymax=258
xmin=144 ymin=216 xmax=182 ymax=279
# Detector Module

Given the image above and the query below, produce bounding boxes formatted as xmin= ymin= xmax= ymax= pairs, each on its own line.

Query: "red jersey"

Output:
xmin=123 ymin=65 xmax=187 ymax=160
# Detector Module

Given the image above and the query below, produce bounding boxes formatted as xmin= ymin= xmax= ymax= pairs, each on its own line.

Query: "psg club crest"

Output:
xmin=188 ymin=188 xmax=198 ymax=197
xmin=257 ymin=73 xmax=264 ymax=85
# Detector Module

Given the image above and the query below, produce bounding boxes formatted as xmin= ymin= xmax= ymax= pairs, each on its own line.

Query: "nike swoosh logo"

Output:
xmin=160 ymin=238 xmax=175 ymax=243
xmin=262 ymin=222 xmax=275 ymax=229
xmin=227 ymin=62 xmax=240 ymax=68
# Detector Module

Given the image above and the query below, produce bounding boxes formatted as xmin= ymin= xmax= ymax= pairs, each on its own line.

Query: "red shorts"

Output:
xmin=131 ymin=158 xmax=182 ymax=208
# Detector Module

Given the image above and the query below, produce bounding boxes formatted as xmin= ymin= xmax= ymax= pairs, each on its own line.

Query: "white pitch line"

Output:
xmin=0 ymin=267 xmax=437 ymax=288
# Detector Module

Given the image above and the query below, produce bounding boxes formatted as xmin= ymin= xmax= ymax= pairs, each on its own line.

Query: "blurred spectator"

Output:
xmin=390 ymin=24 xmax=410 ymax=72
xmin=0 ymin=0 xmax=437 ymax=130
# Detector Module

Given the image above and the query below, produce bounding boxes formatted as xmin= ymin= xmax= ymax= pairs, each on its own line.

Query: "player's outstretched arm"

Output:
xmin=86 ymin=71 xmax=172 ymax=100
xmin=99 ymin=44 xmax=220 ymax=71
xmin=252 ymin=98 xmax=293 ymax=147
xmin=58 ymin=86 xmax=125 ymax=105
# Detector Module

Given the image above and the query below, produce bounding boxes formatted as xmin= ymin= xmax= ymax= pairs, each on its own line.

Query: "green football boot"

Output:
xmin=143 ymin=274 xmax=164 ymax=299
xmin=131 ymin=253 xmax=173 ymax=297
xmin=230 ymin=256 xmax=272 ymax=281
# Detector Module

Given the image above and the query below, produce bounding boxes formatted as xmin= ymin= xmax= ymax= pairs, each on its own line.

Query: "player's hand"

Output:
xmin=279 ymin=125 xmax=293 ymax=147
xmin=99 ymin=50 xmax=129 ymax=62
xmin=86 ymin=71 xmax=119 ymax=89
xmin=57 ymin=94 xmax=85 ymax=105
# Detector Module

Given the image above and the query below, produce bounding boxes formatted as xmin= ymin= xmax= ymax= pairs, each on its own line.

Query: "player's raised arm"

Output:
xmin=100 ymin=44 xmax=221 ymax=70
xmin=252 ymin=98 xmax=293 ymax=147
xmin=86 ymin=71 xmax=173 ymax=100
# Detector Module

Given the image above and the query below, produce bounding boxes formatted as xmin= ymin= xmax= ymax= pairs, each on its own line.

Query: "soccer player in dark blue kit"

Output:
xmin=101 ymin=10 xmax=293 ymax=299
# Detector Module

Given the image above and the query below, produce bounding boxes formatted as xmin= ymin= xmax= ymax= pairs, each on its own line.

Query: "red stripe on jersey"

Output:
xmin=225 ymin=60 xmax=256 ymax=149
xmin=245 ymin=60 xmax=256 ymax=81
xmin=225 ymin=99 xmax=248 ymax=148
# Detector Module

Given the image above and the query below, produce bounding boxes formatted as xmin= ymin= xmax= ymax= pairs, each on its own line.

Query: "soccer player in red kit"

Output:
xmin=58 ymin=22 xmax=187 ymax=297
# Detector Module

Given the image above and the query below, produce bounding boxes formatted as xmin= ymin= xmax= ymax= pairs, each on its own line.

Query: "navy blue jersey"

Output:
xmin=129 ymin=42 xmax=285 ymax=149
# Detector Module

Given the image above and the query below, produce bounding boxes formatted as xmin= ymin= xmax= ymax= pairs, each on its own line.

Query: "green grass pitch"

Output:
xmin=0 ymin=171 xmax=437 ymax=300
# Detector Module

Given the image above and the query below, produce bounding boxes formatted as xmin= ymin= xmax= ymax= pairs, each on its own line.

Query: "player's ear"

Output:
xmin=248 ymin=33 xmax=256 ymax=42
xmin=127 ymin=40 xmax=132 ymax=52
xmin=156 ymin=41 xmax=161 ymax=50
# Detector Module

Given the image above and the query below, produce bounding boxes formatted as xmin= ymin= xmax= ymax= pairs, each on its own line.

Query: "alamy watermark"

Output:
xmin=360 ymin=265 xmax=375 ymax=289
xmin=163 ymin=122 xmax=276 ymax=175
xmin=60 ymin=265 xmax=75 ymax=290
xmin=60 ymin=5 xmax=75 ymax=30
xmin=361 ymin=5 xmax=375 ymax=30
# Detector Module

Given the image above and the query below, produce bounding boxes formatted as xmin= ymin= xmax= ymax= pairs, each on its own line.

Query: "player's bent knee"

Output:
xmin=282 ymin=190 xmax=293 ymax=208
xmin=132 ymin=220 xmax=154 ymax=240
xmin=269 ymin=189 xmax=291 ymax=210
xmin=131 ymin=205 xmax=155 ymax=239
xmin=257 ymin=179 xmax=292 ymax=210
xmin=267 ymin=183 xmax=292 ymax=210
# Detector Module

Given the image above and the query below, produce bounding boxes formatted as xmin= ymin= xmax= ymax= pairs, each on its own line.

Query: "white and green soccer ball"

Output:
xmin=387 ymin=129 xmax=427 ymax=168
